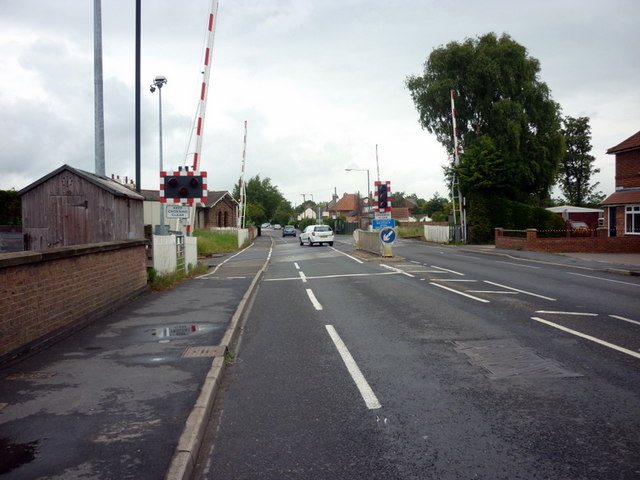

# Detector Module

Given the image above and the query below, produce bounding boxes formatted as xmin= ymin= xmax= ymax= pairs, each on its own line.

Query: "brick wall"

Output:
xmin=495 ymin=228 xmax=640 ymax=253
xmin=0 ymin=240 xmax=148 ymax=362
xmin=616 ymin=150 xmax=640 ymax=189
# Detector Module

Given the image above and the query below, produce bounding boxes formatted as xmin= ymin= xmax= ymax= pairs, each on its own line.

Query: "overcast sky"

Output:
xmin=1 ymin=0 xmax=638 ymax=207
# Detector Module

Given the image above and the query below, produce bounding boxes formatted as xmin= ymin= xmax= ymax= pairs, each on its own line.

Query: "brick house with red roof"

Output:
xmin=601 ymin=130 xmax=640 ymax=238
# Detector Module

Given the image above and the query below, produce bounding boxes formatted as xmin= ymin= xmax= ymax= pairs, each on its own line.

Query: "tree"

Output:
xmin=233 ymin=175 xmax=285 ymax=225
xmin=0 ymin=189 xmax=21 ymax=225
xmin=406 ymin=32 xmax=564 ymax=203
xmin=557 ymin=116 xmax=603 ymax=207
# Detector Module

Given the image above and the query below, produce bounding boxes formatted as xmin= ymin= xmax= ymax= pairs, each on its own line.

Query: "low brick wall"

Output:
xmin=0 ymin=240 xmax=148 ymax=363
xmin=495 ymin=228 xmax=640 ymax=253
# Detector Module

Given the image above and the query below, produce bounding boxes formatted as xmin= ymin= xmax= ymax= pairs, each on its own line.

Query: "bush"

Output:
xmin=467 ymin=192 xmax=565 ymax=243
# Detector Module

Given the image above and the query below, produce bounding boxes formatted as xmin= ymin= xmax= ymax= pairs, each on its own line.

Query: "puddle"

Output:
xmin=0 ymin=438 xmax=38 ymax=474
xmin=151 ymin=324 xmax=203 ymax=339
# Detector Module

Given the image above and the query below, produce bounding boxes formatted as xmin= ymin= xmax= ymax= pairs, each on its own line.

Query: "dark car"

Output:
xmin=282 ymin=225 xmax=296 ymax=237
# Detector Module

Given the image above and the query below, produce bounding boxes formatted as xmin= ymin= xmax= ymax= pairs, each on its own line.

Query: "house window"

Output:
xmin=625 ymin=205 xmax=640 ymax=234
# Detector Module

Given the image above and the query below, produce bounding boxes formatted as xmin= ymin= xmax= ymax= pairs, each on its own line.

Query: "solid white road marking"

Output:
xmin=330 ymin=247 xmax=364 ymax=264
xmin=306 ymin=289 xmax=323 ymax=310
xmin=567 ymin=272 xmax=640 ymax=287
xmin=429 ymin=282 xmax=490 ymax=303
xmin=325 ymin=325 xmax=382 ymax=410
xmin=381 ymin=264 xmax=415 ymax=277
xmin=531 ymin=317 xmax=640 ymax=360
xmin=496 ymin=261 xmax=540 ymax=269
xmin=484 ymin=281 xmax=556 ymax=301
xmin=609 ymin=315 xmax=640 ymax=327
xmin=430 ymin=265 xmax=465 ymax=276
xmin=264 ymin=272 xmax=399 ymax=282
xmin=429 ymin=279 xmax=477 ymax=282
xmin=197 ymin=243 xmax=256 ymax=279
xmin=467 ymin=291 xmax=519 ymax=294
xmin=535 ymin=311 xmax=598 ymax=316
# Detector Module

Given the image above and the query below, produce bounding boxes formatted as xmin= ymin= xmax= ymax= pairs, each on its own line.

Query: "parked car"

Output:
xmin=299 ymin=224 xmax=334 ymax=246
xmin=282 ymin=225 xmax=296 ymax=237
xmin=260 ymin=223 xmax=270 ymax=229
xmin=273 ymin=224 xmax=282 ymax=230
xmin=567 ymin=220 xmax=590 ymax=237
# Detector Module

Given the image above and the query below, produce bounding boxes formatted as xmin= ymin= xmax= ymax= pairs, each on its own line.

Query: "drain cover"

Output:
xmin=182 ymin=346 xmax=226 ymax=358
xmin=454 ymin=338 xmax=582 ymax=379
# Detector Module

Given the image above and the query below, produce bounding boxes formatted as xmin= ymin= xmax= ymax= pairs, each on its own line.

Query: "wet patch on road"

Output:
xmin=0 ymin=438 xmax=38 ymax=474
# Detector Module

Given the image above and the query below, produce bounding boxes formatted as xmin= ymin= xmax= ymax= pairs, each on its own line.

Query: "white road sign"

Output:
xmin=165 ymin=205 xmax=190 ymax=218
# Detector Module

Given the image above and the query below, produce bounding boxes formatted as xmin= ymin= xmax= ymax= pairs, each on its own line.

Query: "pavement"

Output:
xmin=0 ymin=235 xmax=273 ymax=480
xmin=1 ymin=234 xmax=638 ymax=480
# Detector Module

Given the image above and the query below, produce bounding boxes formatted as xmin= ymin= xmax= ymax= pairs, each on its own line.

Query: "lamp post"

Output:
xmin=345 ymin=168 xmax=370 ymax=229
xmin=150 ymin=75 xmax=167 ymax=234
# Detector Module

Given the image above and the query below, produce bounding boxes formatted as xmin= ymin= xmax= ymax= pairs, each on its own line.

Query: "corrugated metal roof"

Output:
xmin=547 ymin=205 xmax=603 ymax=213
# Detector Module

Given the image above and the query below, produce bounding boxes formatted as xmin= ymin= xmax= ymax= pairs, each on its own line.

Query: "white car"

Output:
xmin=299 ymin=224 xmax=334 ymax=246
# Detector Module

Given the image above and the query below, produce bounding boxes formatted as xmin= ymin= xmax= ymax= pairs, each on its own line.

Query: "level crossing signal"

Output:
xmin=160 ymin=170 xmax=208 ymax=203
xmin=375 ymin=181 xmax=391 ymax=212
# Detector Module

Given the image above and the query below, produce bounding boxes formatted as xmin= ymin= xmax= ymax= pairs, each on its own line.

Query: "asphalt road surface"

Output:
xmin=194 ymin=230 xmax=640 ymax=480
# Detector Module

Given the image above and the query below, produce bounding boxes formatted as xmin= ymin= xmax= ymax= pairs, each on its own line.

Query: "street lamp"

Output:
xmin=151 ymin=75 xmax=167 ymax=234
xmin=345 ymin=168 xmax=370 ymax=228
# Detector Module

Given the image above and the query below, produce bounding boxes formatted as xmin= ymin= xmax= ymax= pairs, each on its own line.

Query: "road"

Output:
xmin=193 ymin=230 xmax=640 ymax=479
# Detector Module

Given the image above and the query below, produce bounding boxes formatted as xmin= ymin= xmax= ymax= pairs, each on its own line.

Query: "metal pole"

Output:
xmin=134 ymin=0 xmax=141 ymax=192
xmin=93 ymin=0 xmax=105 ymax=176
xmin=158 ymin=86 xmax=164 ymax=230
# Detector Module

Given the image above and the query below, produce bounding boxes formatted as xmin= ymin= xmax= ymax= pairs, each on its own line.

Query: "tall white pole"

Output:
xmin=238 ymin=120 xmax=247 ymax=228
xmin=93 ymin=0 xmax=105 ymax=176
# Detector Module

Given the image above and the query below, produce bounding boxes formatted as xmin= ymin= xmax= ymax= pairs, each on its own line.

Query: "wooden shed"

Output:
xmin=19 ymin=164 xmax=145 ymax=250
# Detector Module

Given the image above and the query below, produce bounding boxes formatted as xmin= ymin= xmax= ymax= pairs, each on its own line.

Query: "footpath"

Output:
xmin=0 ymin=235 xmax=272 ymax=480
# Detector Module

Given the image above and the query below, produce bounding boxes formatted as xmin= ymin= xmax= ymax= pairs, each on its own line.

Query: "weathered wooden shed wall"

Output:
xmin=20 ymin=165 xmax=144 ymax=250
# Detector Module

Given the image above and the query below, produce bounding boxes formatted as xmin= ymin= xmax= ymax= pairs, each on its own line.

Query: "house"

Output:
xmin=19 ymin=164 xmax=144 ymax=250
xmin=196 ymin=191 xmax=238 ymax=229
xmin=600 ymin=130 xmax=640 ymax=237
xmin=332 ymin=193 xmax=362 ymax=222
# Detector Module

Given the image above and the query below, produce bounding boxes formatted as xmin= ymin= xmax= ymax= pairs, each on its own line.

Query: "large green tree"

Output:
xmin=233 ymin=175 xmax=288 ymax=225
xmin=406 ymin=32 xmax=564 ymax=203
xmin=557 ymin=116 xmax=603 ymax=207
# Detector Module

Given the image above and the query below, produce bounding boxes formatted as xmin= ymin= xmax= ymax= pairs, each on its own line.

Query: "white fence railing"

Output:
xmin=424 ymin=225 xmax=454 ymax=243
xmin=151 ymin=234 xmax=198 ymax=274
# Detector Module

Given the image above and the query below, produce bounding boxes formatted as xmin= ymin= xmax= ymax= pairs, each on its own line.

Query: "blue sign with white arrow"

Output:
xmin=380 ymin=227 xmax=396 ymax=244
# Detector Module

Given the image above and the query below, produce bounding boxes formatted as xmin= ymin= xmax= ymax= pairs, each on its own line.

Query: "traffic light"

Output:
xmin=378 ymin=183 xmax=389 ymax=210
xmin=160 ymin=171 xmax=208 ymax=203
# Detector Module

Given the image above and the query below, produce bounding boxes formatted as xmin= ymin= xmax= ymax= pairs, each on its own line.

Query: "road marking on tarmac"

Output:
xmin=430 ymin=282 xmax=490 ymax=303
xmin=306 ymin=289 xmax=323 ymax=310
xmin=531 ymin=317 xmax=640 ymax=360
xmin=610 ymin=315 xmax=640 ymax=327
xmin=567 ymin=272 xmax=640 ymax=287
xmin=325 ymin=325 xmax=382 ymax=410
xmin=484 ymin=281 xmax=556 ymax=301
